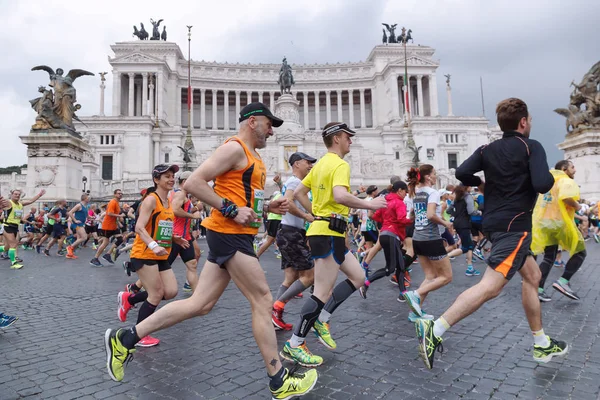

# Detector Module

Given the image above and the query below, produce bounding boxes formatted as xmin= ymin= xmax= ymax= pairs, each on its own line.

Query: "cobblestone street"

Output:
xmin=1 ymin=240 xmax=599 ymax=399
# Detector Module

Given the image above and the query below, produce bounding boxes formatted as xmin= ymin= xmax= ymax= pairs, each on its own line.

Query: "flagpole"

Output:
xmin=185 ymin=25 xmax=193 ymax=150
xmin=401 ymin=27 xmax=414 ymax=147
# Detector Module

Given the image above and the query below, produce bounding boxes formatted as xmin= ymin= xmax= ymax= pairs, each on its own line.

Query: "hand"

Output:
xmin=269 ymin=197 xmax=289 ymax=215
xmin=358 ymin=184 xmax=366 ymax=193
xmin=273 ymin=173 xmax=281 ymax=184
xmin=369 ymin=197 xmax=387 ymax=210
xmin=443 ymin=220 xmax=453 ymax=230
xmin=305 ymin=213 xmax=315 ymax=223
xmin=233 ymin=206 xmax=258 ymax=226
xmin=75 ymin=220 xmax=82 ymax=224
xmin=173 ymin=235 xmax=190 ymax=249
xmin=0 ymin=197 xmax=9 ymax=209
xmin=38 ymin=189 xmax=46 ymax=197
xmin=152 ymin=246 xmax=168 ymax=256
xmin=192 ymin=211 xmax=202 ymax=219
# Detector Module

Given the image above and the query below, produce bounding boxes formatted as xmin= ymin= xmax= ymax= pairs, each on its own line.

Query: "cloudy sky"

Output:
xmin=2 ymin=0 xmax=598 ymax=167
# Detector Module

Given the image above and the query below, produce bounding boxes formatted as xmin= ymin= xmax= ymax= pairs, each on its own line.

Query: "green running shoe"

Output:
xmin=533 ymin=336 xmax=568 ymax=363
xmin=313 ymin=319 xmax=336 ymax=350
xmin=104 ymin=328 xmax=135 ymax=382
xmin=415 ymin=319 xmax=443 ymax=369
xmin=408 ymin=311 xmax=434 ymax=323
xmin=403 ymin=290 xmax=423 ymax=317
xmin=280 ymin=341 xmax=323 ymax=367
xmin=270 ymin=366 xmax=318 ymax=400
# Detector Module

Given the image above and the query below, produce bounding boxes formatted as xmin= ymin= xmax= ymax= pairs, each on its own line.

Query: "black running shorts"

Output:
xmin=52 ymin=224 xmax=66 ymax=238
xmin=267 ymin=219 xmax=281 ymax=238
xmin=405 ymin=223 xmax=415 ymax=238
xmin=206 ymin=229 xmax=256 ymax=268
xmin=130 ymin=257 xmax=171 ymax=272
xmin=44 ymin=225 xmax=53 ymax=235
xmin=307 ymin=235 xmax=349 ymax=265
xmin=471 ymin=222 xmax=483 ymax=237
xmin=99 ymin=229 xmax=118 ymax=238
xmin=413 ymin=239 xmax=447 ymax=260
xmin=486 ymin=231 xmax=532 ymax=280
xmin=361 ymin=230 xmax=379 ymax=244
xmin=441 ymin=228 xmax=455 ymax=246
xmin=3 ymin=224 xmax=18 ymax=235
xmin=167 ymin=239 xmax=196 ymax=264
xmin=276 ymin=225 xmax=313 ymax=271
xmin=85 ymin=225 xmax=97 ymax=234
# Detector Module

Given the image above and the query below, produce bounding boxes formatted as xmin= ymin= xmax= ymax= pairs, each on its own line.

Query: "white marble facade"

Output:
xmin=76 ymin=41 xmax=494 ymax=197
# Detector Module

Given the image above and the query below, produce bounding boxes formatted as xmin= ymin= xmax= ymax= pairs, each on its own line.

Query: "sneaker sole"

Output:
xmin=534 ymin=344 xmax=569 ymax=363
xmin=271 ymin=318 xmax=292 ymax=331
xmin=313 ymin=330 xmax=336 ymax=350
xmin=415 ymin=321 xmax=432 ymax=369
xmin=271 ymin=373 xmax=318 ymax=400
xmin=104 ymin=329 xmax=120 ymax=382
xmin=0 ymin=317 xmax=18 ymax=329
xmin=135 ymin=341 xmax=159 ymax=347
xmin=279 ymin=350 xmax=322 ymax=368
xmin=552 ymin=284 xmax=580 ymax=300
xmin=404 ymin=293 xmax=423 ymax=317
xmin=538 ymin=297 xmax=552 ymax=302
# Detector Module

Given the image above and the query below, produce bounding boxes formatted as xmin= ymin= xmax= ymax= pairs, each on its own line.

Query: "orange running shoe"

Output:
xmin=135 ymin=336 xmax=160 ymax=347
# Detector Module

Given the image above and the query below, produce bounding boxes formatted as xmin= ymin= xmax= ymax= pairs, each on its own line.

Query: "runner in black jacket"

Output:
xmin=412 ymin=98 xmax=568 ymax=370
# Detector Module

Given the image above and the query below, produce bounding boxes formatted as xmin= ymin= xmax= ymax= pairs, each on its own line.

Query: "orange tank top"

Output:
xmin=131 ymin=192 xmax=175 ymax=260
xmin=202 ymin=136 xmax=266 ymax=235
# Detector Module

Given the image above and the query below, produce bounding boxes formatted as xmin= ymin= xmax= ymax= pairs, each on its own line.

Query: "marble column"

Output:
xmin=246 ymin=91 xmax=252 ymax=106
xmin=337 ymin=91 xmax=343 ymax=121
xmin=142 ymin=73 xmax=148 ymax=116
xmin=446 ymin=83 xmax=454 ymax=117
xmin=348 ymin=89 xmax=355 ymax=128
xmin=314 ymin=91 xmax=320 ymax=130
xmin=407 ymin=76 xmax=413 ymax=116
xmin=148 ymin=77 xmax=155 ymax=118
xmin=359 ymin=89 xmax=366 ymax=128
xmin=127 ymin=73 xmax=135 ymax=117
xmin=370 ymin=89 xmax=377 ymax=127
xmin=269 ymin=91 xmax=275 ymax=112
xmin=224 ymin=90 xmax=230 ymax=130
xmin=258 ymin=92 xmax=263 ymax=104
xmin=112 ymin=71 xmax=121 ymax=116
xmin=416 ymin=75 xmax=424 ymax=117
xmin=391 ymin=74 xmax=401 ymax=120
xmin=156 ymin=71 xmax=164 ymax=120
xmin=153 ymin=140 xmax=160 ymax=166
xmin=200 ymin=89 xmax=206 ymax=129
xmin=325 ymin=91 xmax=332 ymax=123
xmin=235 ymin=91 xmax=241 ymax=129
xmin=135 ymin=81 xmax=142 ymax=116
xmin=99 ymin=79 xmax=106 ymax=116
xmin=429 ymin=74 xmax=439 ymax=116
xmin=303 ymin=91 xmax=309 ymax=129
xmin=189 ymin=88 xmax=194 ymax=128
xmin=212 ymin=90 xmax=218 ymax=129
xmin=176 ymin=87 xmax=182 ymax=127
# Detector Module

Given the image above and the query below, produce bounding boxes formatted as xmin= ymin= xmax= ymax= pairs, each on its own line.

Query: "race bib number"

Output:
xmin=156 ymin=220 xmax=173 ymax=248
xmin=14 ymin=210 xmax=23 ymax=218
xmin=414 ymin=202 xmax=428 ymax=230
xmin=250 ymin=189 xmax=264 ymax=228
xmin=61 ymin=217 xmax=67 ymax=225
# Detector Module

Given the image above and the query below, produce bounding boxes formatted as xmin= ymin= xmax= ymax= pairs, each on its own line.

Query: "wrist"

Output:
xmin=148 ymin=241 xmax=159 ymax=250
xmin=220 ymin=198 xmax=239 ymax=219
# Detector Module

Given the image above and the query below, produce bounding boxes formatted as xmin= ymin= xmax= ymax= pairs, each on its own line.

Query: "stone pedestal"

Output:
xmin=273 ymin=94 xmax=306 ymax=173
xmin=20 ymin=130 xmax=92 ymax=202
xmin=558 ymin=130 xmax=600 ymax=200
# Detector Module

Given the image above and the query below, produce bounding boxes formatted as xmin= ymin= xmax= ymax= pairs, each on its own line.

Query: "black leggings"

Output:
xmin=367 ymin=234 xmax=404 ymax=286
xmin=538 ymin=245 xmax=586 ymax=289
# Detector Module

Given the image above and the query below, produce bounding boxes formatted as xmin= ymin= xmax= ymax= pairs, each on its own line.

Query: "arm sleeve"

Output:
xmin=456 ymin=147 xmax=484 ymax=187
xmin=332 ymin=162 xmax=351 ymax=189
xmin=529 ymin=140 xmax=554 ymax=194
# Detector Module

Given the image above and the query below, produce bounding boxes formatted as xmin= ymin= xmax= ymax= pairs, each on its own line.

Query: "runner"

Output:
xmin=280 ymin=122 xmax=386 ymax=367
xmin=66 ymin=194 xmax=91 ymax=259
xmin=43 ymin=199 xmax=68 ymax=257
xmin=168 ymin=170 xmax=202 ymax=292
xmin=401 ymin=165 xmax=453 ymax=322
xmin=104 ymin=102 xmax=317 ymax=399
xmin=359 ymin=180 xmax=412 ymax=301
xmin=413 ymin=98 xmax=568 ymax=369
xmin=91 ymin=189 xmax=124 ymax=267
xmin=256 ymin=189 xmax=283 ymax=259
xmin=471 ymin=188 xmax=487 ymax=260
xmin=36 ymin=205 xmax=54 ymax=253
xmin=533 ymin=160 xmax=586 ymax=301
xmin=447 ymin=185 xmax=481 ymax=276
xmin=22 ymin=207 xmax=38 ymax=249
xmin=0 ymin=188 xmax=45 ymax=269
xmin=272 ymin=152 xmax=317 ymax=331
xmin=83 ymin=204 xmax=100 ymax=249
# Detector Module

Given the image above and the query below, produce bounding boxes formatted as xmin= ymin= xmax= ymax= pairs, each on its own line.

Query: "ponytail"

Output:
xmin=406 ymin=167 xmax=420 ymax=197
xmin=143 ymin=186 xmax=157 ymax=199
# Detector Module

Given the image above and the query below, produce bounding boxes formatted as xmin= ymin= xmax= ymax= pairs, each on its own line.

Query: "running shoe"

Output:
xmin=14 ymin=256 xmax=23 ymax=263
xmin=389 ymin=275 xmax=399 ymax=286
xmin=92 ymin=243 xmax=98 ymax=250
xmin=313 ymin=319 xmax=336 ymax=350
xmin=465 ymin=267 xmax=481 ymax=277
xmin=118 ymin=291 xmax=133 ymax=322
xmin=43 ymin=249 xmax=50 ymax=257
xmin=104 ymin=328 xmax=135 ymax=382
xmin=122 ymin=261 xmax=132 ymax=276
xmin=0 ymin=253 xmax=8 ymax=260
xmin=415 ymin=319 xmax=443 ymax=369
xmin=473 ymin=248 xmax=485 ymax=261
xmin=408 ymin=311 xmax=434 ymax=323
xmin=10 ymin=263 xmax=23 ymax=270
xmin=103 ymin=253 xmax=115 ymax=265
xmin=66 ymin=254 xmax=78 ymax=260
xmin=553 ymin=260 xmax=565 ymax=268
xmin=533 ymin=336 xmax=568 ymax=363
xmin=538 ymin=290 xmax=552 ymax=302
xmin=57 ymin=249 xmax=67 ymax=256
xmin=280 ymin=341 xmax=323 ymax=367
xmin=397 ymin=293 xmax=406 ymax=303
xmin=404 ymin=272 xmax=411 ymax=288
xmin=552 ymin=280 xmax=580 ymax=300
xmin=135 ymin=336 xmax=160 ymax=347
xmin=183 ymin=282 xmax=192 ymax=293
xmin=270 ymin=366 xmax=318 ymax=400
xmin=35 ymin=245 xmax=41 ymax=254
xmin=403 ymin=291 xmax=423 ymax=317
xmin=0 ymin=314 xmax=18 ymax=329
xmin=272 ymin=307 xmax=293 ymax=331
xmin=359 ymin=285 xmax=368 ymax=299
xmin=594 ymin=233 xmax=600 ymax=243
xmin=113 ymin=248 xmax=122 ymax=262
xmin=125 ymin=283 xmax=139 ymax=294
xmin=90 ymin=258 xmax=103 ymax=267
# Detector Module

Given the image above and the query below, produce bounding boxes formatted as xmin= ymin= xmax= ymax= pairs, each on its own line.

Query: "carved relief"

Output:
xmin=35 ymin=165 xmax=58 ymax=186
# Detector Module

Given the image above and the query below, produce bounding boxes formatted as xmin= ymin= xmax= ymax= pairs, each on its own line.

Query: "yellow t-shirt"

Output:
xmin=302 ymin=152 xmax=350 ymax=237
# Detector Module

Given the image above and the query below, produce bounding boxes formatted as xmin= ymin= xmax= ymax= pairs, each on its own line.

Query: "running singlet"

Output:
xmin=413 ymin=186 xmax=444 ymax=241
xmin=202 ymin=136 xmax=267 ymax=235
xmin=74 ymin=203 xmax=89 ymax=226
xmin=170 ymin=189 xmax=193 ymax=241
xmin=302 ymin=152 xmax=351 ymax=238
xmin=131 ymin=193 xmax=175 ymax=260
xmin=103 ymin=199 xmax=120 ymax=231
xmin=85 ymin=209 xmax=97 ymax=226
xmin=5 ymin=201 xmax=24 ymax=226
xmin=267 ymin=192 xmax=283 ymax=221
xmin=49 ymin=207 xmax=68 ymax=227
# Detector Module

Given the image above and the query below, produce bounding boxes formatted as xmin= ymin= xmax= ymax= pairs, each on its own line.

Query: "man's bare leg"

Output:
xmin=518 ymin=256 xmax=542 ymax=331
xmin=184 ymin=259 xmax=199 ymax=290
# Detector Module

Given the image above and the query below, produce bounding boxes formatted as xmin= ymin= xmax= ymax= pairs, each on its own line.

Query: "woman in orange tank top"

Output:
xmin=116 ymin=164 xmax=190 ymax=348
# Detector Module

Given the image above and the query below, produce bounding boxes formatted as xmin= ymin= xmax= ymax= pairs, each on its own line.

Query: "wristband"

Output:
xmin=220 ymin=198 xmax=239 ymax=219
xmin=148 ymin=241 xmax=159 ymax=250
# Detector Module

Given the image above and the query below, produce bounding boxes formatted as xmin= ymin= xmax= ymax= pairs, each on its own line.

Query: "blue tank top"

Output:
xmin=74 ymin=203 xmax=89 ymax=224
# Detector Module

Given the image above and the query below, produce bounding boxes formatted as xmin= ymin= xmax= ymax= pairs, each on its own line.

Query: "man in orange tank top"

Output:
xmin=101 ymin=102 xmax=318 ymax=399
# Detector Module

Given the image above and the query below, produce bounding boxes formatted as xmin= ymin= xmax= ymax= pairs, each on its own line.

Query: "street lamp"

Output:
xmin=82 ymin=176 xmax=88 ymax=192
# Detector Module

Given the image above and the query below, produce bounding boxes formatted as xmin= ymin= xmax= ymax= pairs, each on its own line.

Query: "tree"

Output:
xmin=0 ymin=164 xmax=27 ymax=174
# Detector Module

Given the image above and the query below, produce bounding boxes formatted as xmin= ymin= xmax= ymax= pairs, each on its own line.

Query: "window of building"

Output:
xmin=102 ymin=155 xmax=113 ymax=180
xmin=448 ymin=153 xmax=458 ymax=170
xmin=100 ymin=135 xmax=104 ymax=145
xmin=164 ymin=153 xmax=169 ymax=163
xmin=395 ymin=151 xmax=400 ymax=160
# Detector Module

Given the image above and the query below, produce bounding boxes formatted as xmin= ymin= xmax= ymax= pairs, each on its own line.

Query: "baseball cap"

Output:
xmin=179 ymin=171 xmax=192 ymax=181
xmin=440 ymin=190 xmax=451 ymax=196
xmin=289 ymin=152 xmax=317 ymax=166
xmin=366 ymin=185 xmax=378 ymax=195
xmin=322 ymin=122 xmax=355 ymax=138
xmin=152 ymin=164 xmax=179 ymax=179
xmin=392 ymin=181 xmax=408 ymax=192
xmin=239 ymin=102 xmax=284 ymax=127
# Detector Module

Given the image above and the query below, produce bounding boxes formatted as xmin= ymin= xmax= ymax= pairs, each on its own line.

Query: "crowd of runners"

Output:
xmin=1 ymin=98 xmax=596 ymax=398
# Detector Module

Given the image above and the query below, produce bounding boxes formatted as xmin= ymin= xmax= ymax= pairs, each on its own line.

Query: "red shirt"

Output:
xmin=372 ymin=192 xmax=412 ymax=240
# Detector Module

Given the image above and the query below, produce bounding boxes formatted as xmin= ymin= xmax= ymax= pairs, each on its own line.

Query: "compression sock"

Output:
xmin=275 ymin=285 xmax=288 ymax=301
xmin=278 ymin=280 xmax=308 ymax=303
xmin=290 ymin=295 xmax=325 ymax=346
xmin=128 ymin=290 xmax=148 ymax=306
xmin=136 ymin=301 xmax=157 ymax=324
xmin=119 ymin=326 xmax=140 ymax=349
xmin=8 ymin=248 xmax=16 ymax=264
xmin=322 ymin=279 xmax=357 ymax=315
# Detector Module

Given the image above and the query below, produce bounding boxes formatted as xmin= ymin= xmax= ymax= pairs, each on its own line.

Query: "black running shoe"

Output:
xmin=538 ymin=290 xmax=552 ymax=302
xmin=533 ymin=336 xmax=568 ymax=363
xmin=122 ymin=261 xmax=132 ymax=276
xmin=90 ymin=258 xmax=103 ymax=267
xmin=415 ymin=319 xmax=443 ymax=369
xmin=103 ymin=253 xmax=115 ymax=265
